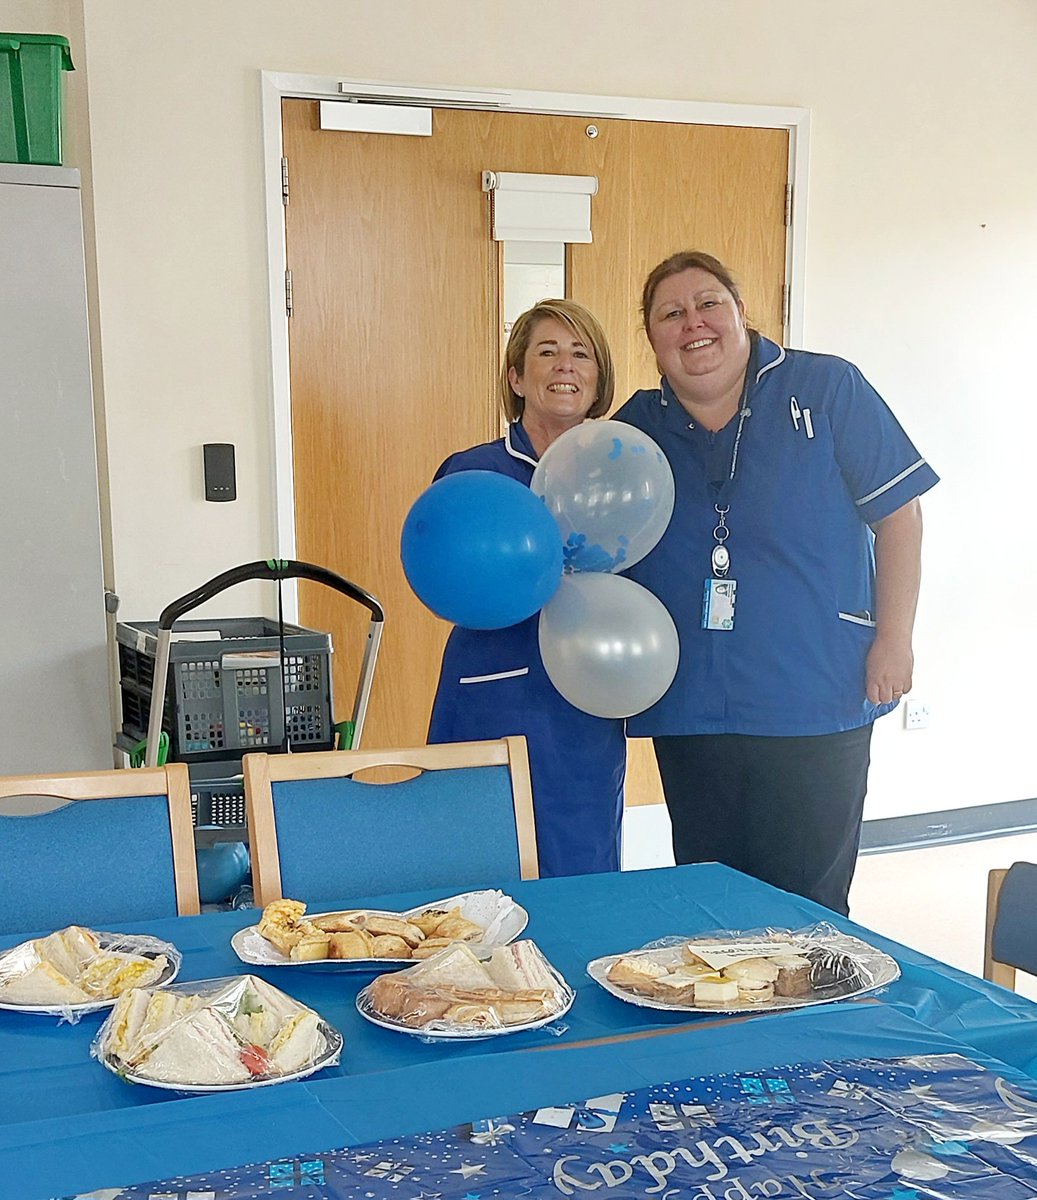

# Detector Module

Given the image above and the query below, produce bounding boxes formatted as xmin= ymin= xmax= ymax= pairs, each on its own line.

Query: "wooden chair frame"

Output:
xmin=0 ymin=764 xmax=200 ymax=916
xmin=244 ymin=736 xmax=538 ymax=906
xmin=983 ymin=867 xmax=1016 ymax=990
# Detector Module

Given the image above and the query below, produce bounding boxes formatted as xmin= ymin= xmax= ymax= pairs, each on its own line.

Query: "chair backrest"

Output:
xmin=244 ymin=736 xmax=538 ymax=906
xmin=984 ymin=862 xmax=1037 ymax=990
xmin=0 ymin=765 xmax=200 ymax=934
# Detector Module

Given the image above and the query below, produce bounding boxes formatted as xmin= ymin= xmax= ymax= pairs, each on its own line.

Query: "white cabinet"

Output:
xmin=0 ymin=163 xmax=112 ymax=772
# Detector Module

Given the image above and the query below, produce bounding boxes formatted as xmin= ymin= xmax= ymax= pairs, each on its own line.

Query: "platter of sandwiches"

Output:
xmin=233 ymin=890 xmax=528 ymax=971
xmin=358 ymin=939 xmax=574 ymax=1038
xmin=95 ymin=974 xmax=342 ymax=1091
xmin=0 ymin=925 xmax=179 ymax=1015
xmin=588 ymin=928 xmax=900 ymax=1015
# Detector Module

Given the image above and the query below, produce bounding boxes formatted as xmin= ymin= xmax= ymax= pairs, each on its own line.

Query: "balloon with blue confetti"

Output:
xmin=531 ymin=420 xmax=674 ymax=573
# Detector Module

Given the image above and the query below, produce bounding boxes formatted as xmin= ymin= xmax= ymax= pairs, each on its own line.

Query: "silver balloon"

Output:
xmin=538 ymin=573 xmax=679 ymax=718
xmin=531 ymin=420 xmax=675 ymax=573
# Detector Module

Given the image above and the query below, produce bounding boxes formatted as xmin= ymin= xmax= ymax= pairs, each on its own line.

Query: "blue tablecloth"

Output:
xmin=2 ymin=863 xmax=1035 ymax=1199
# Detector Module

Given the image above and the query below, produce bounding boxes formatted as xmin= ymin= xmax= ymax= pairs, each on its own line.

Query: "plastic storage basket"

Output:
xmin=117 ymin=617 xmax=335 ymax=767
xmin=0 ymin=32 xmax=74 ymax=165
xmin=191 ymin=777 xmax=248 ymax=832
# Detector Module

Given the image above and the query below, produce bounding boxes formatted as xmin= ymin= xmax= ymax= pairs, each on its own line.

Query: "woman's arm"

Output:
xmin=866 ymin=499 xmax=923 ymax=705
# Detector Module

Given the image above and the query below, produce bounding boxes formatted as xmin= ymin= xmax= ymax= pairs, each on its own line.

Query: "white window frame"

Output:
xmin=260 ymin=72 xmax=810 ymax=616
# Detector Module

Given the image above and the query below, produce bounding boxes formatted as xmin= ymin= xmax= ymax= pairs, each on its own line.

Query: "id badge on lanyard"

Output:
xmin=702 ymin=505 xmax=737 ymax=630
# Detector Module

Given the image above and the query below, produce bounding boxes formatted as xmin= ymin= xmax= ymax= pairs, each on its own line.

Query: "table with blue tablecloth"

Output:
xmin=2 ymin=863 xmax=1036 ymax=1199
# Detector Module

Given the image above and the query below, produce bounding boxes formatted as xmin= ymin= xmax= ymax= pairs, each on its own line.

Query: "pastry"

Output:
xmin=410 ymin=936 xmax=456 ymax=959
xmin=289 ymin=930 xmax=331 ymax=961
xmin=358 ymin=916 xmax=426 ymax=948
xmin=311 ymin=912 xmax=363 ymax=934
xmin=327 ymin=929 xmax=375 ymax=959
xmin=369 ymin=934 xmax=412 ymax=959
xmin=432 ymin=914 xmax=484 ymax=942
xmin=410 ymin=908 xmax=451 ymax=936
xmin=257 ymin=899 xmax=312 ymax=954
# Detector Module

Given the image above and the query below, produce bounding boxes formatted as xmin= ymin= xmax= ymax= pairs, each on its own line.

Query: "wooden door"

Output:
xmin=282 ymin=100 xmax=788 ymax=804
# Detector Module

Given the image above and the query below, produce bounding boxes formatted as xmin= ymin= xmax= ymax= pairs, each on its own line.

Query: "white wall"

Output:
xmin=4 ymin=0 xmax=1036 ymax=820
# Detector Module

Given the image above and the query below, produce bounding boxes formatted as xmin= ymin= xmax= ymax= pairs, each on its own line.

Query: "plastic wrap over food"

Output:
xmin=93 ymin=973 xmax=343 ymax=1091
xmin=588 ymin=922 xmax=900 ymax=1014
xmin=357 ymin=939 xmax=575 ymax=1039
xmin=0 ymin=925 xmax=180 ymax=1021
xmin=233 ymin=889 xmax=528 ymax=971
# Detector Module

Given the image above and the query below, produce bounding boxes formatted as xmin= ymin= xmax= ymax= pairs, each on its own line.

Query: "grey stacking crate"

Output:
xmin=116 ymin=617 xmax=335 ymax=768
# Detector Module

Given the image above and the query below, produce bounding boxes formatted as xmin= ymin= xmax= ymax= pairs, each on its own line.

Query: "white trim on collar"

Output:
xmin=504 ymin=423 xmax=539 ymax=468
xmin=755 ymin=341 xmax=786 ymax=382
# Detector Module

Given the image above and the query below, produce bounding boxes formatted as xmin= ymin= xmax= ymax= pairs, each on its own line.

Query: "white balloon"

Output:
xmin=531 ymin=420 xmax=675 ymax=573
xmin=538 ymin=573 xmax=679 ymax=719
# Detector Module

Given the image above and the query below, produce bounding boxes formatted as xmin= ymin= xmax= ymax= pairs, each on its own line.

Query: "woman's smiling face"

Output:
xmin=508 ymin=317 xmax=600 ymax=430
xmin=646 ymin=267 xmax=750 ymax=398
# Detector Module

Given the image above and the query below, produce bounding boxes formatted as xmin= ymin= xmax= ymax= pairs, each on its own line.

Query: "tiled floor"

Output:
xmin=621 ymin=803 xmax=1037 ymax=1002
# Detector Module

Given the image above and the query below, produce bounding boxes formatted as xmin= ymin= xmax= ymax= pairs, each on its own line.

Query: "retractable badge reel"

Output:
xmin=702 ymin=505 xmax=737 ymax=630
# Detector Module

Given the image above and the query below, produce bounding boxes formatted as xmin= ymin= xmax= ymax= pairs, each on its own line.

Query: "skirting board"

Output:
xmin=859 ymin=798 xmax=1037 ymax=855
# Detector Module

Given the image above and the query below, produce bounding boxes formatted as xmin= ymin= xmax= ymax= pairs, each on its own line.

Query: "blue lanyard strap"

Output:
xmin=714 ymin=332 xmax=759 ymax=508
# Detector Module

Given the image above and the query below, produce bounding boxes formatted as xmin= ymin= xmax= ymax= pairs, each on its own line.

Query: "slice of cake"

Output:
xmin=771 ymin=954 xmax=813 ymax=997
xmin=606 ymin=955 xmax=669 ymax=995
xmin=692 ymin=975 xmax=740 ymax=1006
xmin=722 ymin=957 xmax=779 ymax=984
xmin=648 ymin=973 xmax=698 ymax=1005
xmin=733 ymin=978 xmax=775 ymax=1004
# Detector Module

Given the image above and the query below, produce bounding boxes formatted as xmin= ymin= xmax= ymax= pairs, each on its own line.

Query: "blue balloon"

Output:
xmin=195 ymin=841 xmax=250 ymax=905
xmin=401 ymin=470 xmax=563 ymax=629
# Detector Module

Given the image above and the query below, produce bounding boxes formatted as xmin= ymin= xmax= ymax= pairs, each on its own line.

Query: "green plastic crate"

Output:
xmin=0 ymin=32 xmax=74 ymax=165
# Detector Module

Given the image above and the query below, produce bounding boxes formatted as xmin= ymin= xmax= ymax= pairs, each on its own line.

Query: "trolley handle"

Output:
xmin=157 ymin=559 xmax=385 ymax=629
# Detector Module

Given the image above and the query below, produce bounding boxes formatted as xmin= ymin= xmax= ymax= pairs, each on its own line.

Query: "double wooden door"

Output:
xmin=281 ymin=99 xmax=788 ymax=804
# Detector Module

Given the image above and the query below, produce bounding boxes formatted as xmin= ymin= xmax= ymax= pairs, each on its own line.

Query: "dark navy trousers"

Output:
xmin=653 ymin=725 xmax=874 ymax=916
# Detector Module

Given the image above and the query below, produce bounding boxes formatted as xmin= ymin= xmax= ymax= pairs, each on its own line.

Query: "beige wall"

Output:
xmin=4 ymin=0 xmax=1036 ymax=819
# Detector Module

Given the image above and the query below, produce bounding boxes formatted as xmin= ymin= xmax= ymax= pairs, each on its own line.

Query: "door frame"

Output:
xmin=259 ymin=70 xmax=810 ymax=617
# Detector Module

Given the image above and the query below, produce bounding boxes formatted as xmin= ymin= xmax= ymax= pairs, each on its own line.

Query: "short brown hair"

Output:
xmin=641 ymin=251 xmax=750 ymax=332
xmin=500 ymin=298 xmax=615 ymax=422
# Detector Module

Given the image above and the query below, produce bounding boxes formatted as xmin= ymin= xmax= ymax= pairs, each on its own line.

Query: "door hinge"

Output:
xmin=281 ymin=156 xmax=289 ymax=206
xmin=782 ymin=283 xmax=790 ymax=330
xmin=285 ymin=269 xmax=293 ymax=318
xmin=784 ymin=183 xmax=793 ymax=227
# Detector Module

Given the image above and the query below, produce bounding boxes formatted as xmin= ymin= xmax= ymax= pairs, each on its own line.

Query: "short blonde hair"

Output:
xmin=500 ymin=299 xmax=615 ymax=423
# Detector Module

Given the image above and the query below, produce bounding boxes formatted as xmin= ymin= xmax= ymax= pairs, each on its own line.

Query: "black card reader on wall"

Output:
xmin=203 ymin=443 xmax=237 ymax=502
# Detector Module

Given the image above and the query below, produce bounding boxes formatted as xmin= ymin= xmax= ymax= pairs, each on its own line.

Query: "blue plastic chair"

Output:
xmin=0 ymin=765 xmax=200 ymax=935
xmin=244 ymin=737 xmax=539 ymax=905
xmin=984 ymin=862 xmax=1037 ymax=990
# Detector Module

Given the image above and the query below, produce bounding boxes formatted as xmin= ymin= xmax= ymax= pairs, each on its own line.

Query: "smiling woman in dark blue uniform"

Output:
xmin=427 ymin=299 xmax=626 ymax=878
xmin=615 ymin=251 xmax=939 ymax=914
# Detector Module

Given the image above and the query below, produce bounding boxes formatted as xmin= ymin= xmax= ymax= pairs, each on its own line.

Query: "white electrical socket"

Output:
xmin=904 ymin=699 xmax=930 ymax=730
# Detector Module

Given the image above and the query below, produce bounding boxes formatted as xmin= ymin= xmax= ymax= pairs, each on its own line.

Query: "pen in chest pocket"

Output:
xmin=789 ymin=396 xmax=815 ymax=440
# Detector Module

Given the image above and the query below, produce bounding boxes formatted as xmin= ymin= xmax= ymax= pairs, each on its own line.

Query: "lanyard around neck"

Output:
xmin=712 ymin=333 xmax=758 ymax=509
